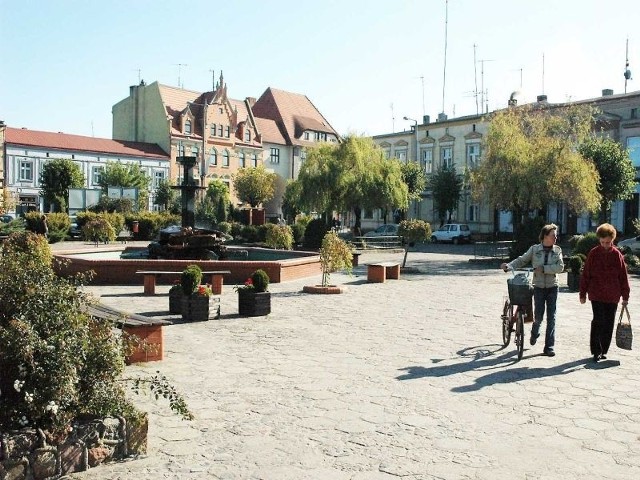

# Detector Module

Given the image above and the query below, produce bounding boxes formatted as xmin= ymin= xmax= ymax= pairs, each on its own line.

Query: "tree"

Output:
xmin=233 ymin=165 xmax=277 ymax=207
xmin=297 ymin=136 xmax=408 ymax=231
xmin=154 ymin=179 xmax=177 ymax=211
xmin=430 ymin=165 xmax=463 ymax=225
xmin=39 ymin=158 xmax=85 ymax=212
xmin=205 ymin=179 xmax=231 ymax=223
xmin=399 ymin=161 xmax=427 ymax=221
xmin=578 ymin=136 xmax=636 ymax=224
xmin=281 ymin=180 xmax=303 ymax=222
xmin=471 ymin=104 xmax=600 ymax=237
xmin=98 ymin=161 xmax=151 ymax=211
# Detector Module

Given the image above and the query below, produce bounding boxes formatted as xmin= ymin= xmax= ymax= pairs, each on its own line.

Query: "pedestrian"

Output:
xmin=41 ymin=214 xmax=48 ymax=239
xmin=501 ymin=223 xmax=564 ymax=356
xmin=579 ymin=223 xmax=630 ymax=362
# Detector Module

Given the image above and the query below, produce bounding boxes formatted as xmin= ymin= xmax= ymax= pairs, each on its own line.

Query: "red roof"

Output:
xmin=5 ymin=127 xmax=168 ymax=159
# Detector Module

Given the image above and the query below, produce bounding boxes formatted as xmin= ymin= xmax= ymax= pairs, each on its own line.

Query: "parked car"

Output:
xmin=0 ymin=214 xmax=15 ymax=224
xmin=617 ymin=235 xmax=640 ymax=254
xmin=431 ymin=223 xmax=472 ymax=244
xmin=363 ymin=224 xmax=399 ymax=237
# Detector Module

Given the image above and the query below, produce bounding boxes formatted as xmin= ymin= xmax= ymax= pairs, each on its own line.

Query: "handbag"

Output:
xmin=615 ymin=304 xmax=633 ymax=350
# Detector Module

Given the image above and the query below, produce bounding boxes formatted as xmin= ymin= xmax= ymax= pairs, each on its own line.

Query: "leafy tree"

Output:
xmin=471 ymin=104 xmax=600 ymax=238
xmin=98 ymin=161 xmax=151 ymax=211
xmin=154 ymin=179 xmax=177 ymax=211
xmin=430 ymin=165 xmax=464 ymax=225
xmin=39 ymin=158 xmax=85 ymax=212
xmin=578 ymin=136 xmax=636 ymax=224
xmin=205 ymin=179 xmax=231 ymax=223
xmin=233 ymin=165 xmax=277 ymax=207
xmin=399 ymin=161 xmax=427 ymax=221
xmin=298 ymin=136 xmax=408 ymax=232
xmin=281 ymin=180 xmax=303 ymax=222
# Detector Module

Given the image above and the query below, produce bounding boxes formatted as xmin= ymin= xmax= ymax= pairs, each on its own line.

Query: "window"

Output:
xmin=395 ymin=150 xmax=407 ymax=161
xmin=92 ymin=166 xmax=104 ymax=185
xmin=270 ymin=147 xmax=280 ymax=164
xmin=185 ymin=120 xmax=192 ymax=134
xmin=251 ymin=153 xmax=258 ymax=167
xmin=468 ymin=204 xmax=479 ymax=222
xmin=154 ymin=170 xmax=166 ymax=188
xmin=304 ymin=132 xmax=310 ymax=140
xmin=244 ymin=129 xmax=251 ymax=142
xmin=364 ymin=209 xmax=374 ymax=219
xmin=177 ymin=143 xmax=185 ymax=156
xmin=632 ymin=108 xmax=637 ymax=119
xmin=191 ymin=145 xmax=199 ymax=158
xmin=384 ymin=149 xmax=391 ymax=159
xmin=19 ymin=159 xmax=33 ymax=181
xmin=225 ymin=126 xmax=230 ymax=138
xmin=209 ymin=149 xmax=217 ymax=166
xmin=421 ymin=149 xmax=433 ymax=174
xmin=628 ymin=137 xmax=640 ymax=167
xmin=239 ymin=152 xmax=246 ymax=168
xmin=467 ymin=144 xmax=480 ymax=168
xmin=314 ymin=132 xmax=327 ymax=141
xmin=223 ymin=150 xmax=230 ymax=167
xmin=210 ymin=125 xmax=216 ymax=137
xmin=218 ymin=124 xmax=223 ymax=137
xmin=441 ymin=146 xmax=453 ymax=168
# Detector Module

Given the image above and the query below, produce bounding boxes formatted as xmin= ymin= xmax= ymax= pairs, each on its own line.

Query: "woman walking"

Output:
xmin=579 ymin=223 xmax=630 ymax=362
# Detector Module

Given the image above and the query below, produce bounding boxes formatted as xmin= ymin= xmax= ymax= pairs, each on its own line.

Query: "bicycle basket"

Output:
xmin=507 ymin=273 xmax=533 ymax=305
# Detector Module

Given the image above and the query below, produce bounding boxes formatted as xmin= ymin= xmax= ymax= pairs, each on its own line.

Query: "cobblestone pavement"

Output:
xmin=62 ymin=244 xmax=640 ymax=480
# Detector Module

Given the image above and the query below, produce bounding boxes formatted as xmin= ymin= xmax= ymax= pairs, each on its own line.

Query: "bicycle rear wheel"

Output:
xmin=501 ymin=299 xmax=512 ymax=347
xmin=515 ymin=307 xmax=525 ymax=360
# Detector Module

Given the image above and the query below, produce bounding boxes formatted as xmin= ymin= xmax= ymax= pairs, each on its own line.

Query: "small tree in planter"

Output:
xmin=236 ymin=269 xmax=271 ymax=316
xmin=398 ymin=219 xmax=431 ymax=267
xmin=567 ymin=254 xmax=585 ymax=291
xmin=180 ymin=265 xmax=212 ymax=321
xmin=303 ymin=231 xmax=352 ymax=294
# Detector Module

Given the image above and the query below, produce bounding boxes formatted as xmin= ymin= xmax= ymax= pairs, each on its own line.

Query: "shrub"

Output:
xmin=291 ymin=223 xmax=305 ymax=245
xmin=216 ymin=221 xmax=232 ymax=234
xmin=83 ymin=217 xmax=116 ymax=243
xmin=45 ymin=212 xmax=72 ymax=243
xmin=319 ymin=231 xmax=353 ymax=287
xmin=240 ymin=225 xmax=259 ymax=243
xmin=124 ymin=211 xmax=180 ymax=241
xmin=303 ymin=218 xmax=330 ymax=249
xmin=251 ymin=269 xmax=270 ymax=293
xmin=624 ymin=251 xmax=640 ymax=270
xmin=568 ymin=255 xmax=585 ymax=273
xmin=230 ymin=221 xmax=244 ymax=239
xmin=573 ymin=232 xmax=599 ymax=256
xmin=398 ymin=219 xmax=431 ymax=246
xmin=181 ymin=265 xmax=202 ymax=295
xmin=264 ymin=224 xmax=294 ymax=250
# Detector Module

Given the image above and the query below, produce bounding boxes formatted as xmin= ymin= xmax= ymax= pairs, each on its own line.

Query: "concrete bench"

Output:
xmin=136 ymin=270 xmax=231 ymax=295
xmin=367 ymin=262 xmax=401 ymax=283
xmin=86 ymin=303 xmax=171 ymax=364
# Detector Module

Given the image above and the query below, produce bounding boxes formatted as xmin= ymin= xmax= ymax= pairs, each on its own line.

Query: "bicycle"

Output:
xmin=501 ymin=268 xmax=533 ymax=361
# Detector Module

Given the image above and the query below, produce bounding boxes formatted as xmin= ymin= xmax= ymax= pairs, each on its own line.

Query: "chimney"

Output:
xmin=437 ymin=112 xmax=448 ymax=122
xmin=423 ymin=115 xmax=431 ymax=124
xmin=602 ymin=89 xmax=614 ymax=96
xmin=537 ymin=95 xmax=548 ymax=103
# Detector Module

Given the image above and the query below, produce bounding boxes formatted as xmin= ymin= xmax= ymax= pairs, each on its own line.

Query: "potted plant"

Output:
xmin=236 ymin=269 xmax=271 ymax=316
xmin=303 ymin=230 xmax=352 ymax=294
xmin=168 ymin=280 xmax=182 ymax=314
xmin=180 ymin=265 xmax=212 ymax=321
xmin=567 ymin=254 xmax=585 ymax=291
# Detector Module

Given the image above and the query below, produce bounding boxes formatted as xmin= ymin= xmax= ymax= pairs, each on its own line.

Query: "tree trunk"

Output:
xmin=353 ymin=206 xmax=362 ymax=236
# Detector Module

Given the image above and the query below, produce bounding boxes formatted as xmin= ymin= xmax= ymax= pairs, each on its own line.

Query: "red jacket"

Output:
xmin=579 ymin=245 xmax=630 ymax=303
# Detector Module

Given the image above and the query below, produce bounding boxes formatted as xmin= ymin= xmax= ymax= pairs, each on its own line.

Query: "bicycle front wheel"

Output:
xmin=515 ymin=307 xmax=525 ymax=360
xmin=501 ymin=299 xmax=512 ymax=347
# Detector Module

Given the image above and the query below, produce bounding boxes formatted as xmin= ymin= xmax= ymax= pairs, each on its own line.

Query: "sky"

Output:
xmin=1 ymin=0 xmax=639 ymax=140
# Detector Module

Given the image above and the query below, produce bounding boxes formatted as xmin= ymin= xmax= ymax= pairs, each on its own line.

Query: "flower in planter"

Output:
xmin=234 ymin=277 xmax=254 ymax=292
xmin=195 ymin=284 xmax=213 ymax=297
xmin=234 ymin=270 xmax=269 ymax=293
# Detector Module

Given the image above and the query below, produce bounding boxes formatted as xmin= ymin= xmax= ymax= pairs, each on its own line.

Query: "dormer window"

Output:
xmin=185 ymin=120 xmax=192 ymax=135
xmin=244 ymin=129 xmax=251 ymax=142
xmin=304 ymin=132 xmax=310 ymax=140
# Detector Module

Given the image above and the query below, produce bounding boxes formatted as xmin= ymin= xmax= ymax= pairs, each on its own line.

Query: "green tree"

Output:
xmin=98 ymin=161 xmax=151 ymax=211
xmin=233 ymin=165 xmax=277 ymax=207
xmin=298 ymin=136 xmax=408 ymax=231
xmin=154 ymin=179 xmax=177 ymax=211
xmin=281 ymin=180 xmax=303 ymax=223
xmin=39 ymin=158 xmax=85 ymax=212
xmin=471 ymin=104 xmax=600 ymax=238
xmin=399 ymin=161 xmax=427 ymax=221
xmin=578 ymin=136 xmax=636 ymax=224
xmin=205 ymin=179 xmax=231 ymax=223
xmin=430 ymin=165 xmax=463 ymax=225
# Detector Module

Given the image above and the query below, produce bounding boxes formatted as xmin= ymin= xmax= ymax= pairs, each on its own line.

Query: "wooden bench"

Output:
xmin=367 ymin=262 xmax=401 ymax=283
xmin=136 ymin=270 xmax=231 ymax=295
xmin=86 ymin=303 xmax=171 ymax=364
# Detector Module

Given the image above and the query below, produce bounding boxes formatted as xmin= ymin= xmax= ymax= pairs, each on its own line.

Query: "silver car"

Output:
xmin=617 ymin=235 xmax=640 ymax=254
xmin=364 ymin=224 xmax=399 ymax=237
xmin=431 ymin=223 xmax=472 ymax=244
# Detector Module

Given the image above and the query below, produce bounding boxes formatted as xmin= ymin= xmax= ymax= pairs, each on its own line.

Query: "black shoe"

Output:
xmin=544 ymin=349 xmax=556 ymax=357
xmin=530 ymin=333 xmax=540 ymax=346
xmin=600 ymin=354 xmax=607 ymax=360
xmin=593 ymin=354 xmax=600 ymax=362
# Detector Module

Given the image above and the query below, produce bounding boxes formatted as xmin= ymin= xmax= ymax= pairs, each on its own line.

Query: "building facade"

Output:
xmin=112 ymin=73 xmax=340 ymax=218
xmin=372 ymin=90 xmax=640 ymax=237
xmin=3 ymin=127 xmax=169 ymax=215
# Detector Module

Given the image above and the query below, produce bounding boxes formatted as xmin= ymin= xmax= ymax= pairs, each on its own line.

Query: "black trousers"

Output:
xmin=590 ymin=301 xmax=618 ymax=356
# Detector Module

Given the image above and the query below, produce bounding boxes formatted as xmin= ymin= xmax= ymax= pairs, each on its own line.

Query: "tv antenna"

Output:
xmin=390 ymin=102 xmax=395 ymax=132
xmin=478 ymin=58 xmax=494 ymax=113
xmin=174 ymin=63 xmax=188 ymax=88
xmin=417 ymin=75 xmax=426 ymax=116
xmin=624 ymin=38 xmax=632 ymax=93
xmin=541 ymin=53 xmax=545 ymax=94
xmin=133 ymin=68 xmax=141 ymax=84
xmin=473 ymin=44 xmax=479 ymax=115
xmin=441 ymin=0 xmax=449 ymax=114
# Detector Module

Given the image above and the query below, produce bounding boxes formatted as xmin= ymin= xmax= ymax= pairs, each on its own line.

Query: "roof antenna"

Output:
xmin=391 ymin=102 xmax=395 ymax=132
xmin=441 ymin=0 xmax=449 ymax=114
xmin=624 ymin=38 xmax=632 ymax=93
xmin=174 ymin=63 xmax=188 ymax=88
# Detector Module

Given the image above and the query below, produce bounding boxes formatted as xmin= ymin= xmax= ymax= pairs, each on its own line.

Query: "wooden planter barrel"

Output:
xmin=238 ymin=290 xmax=271 ymax=317
xmin=181 ymin=295 xmax=211 ymax=322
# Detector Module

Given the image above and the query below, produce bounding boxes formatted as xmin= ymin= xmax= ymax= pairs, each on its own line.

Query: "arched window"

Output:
xmin=209 ymin=148 xmax=217 ymax=166
xmin=185 ymin=120 xmax=192 ymax=134
xmin=223 ymin=150 xmax=230 ymax=167
xmin=239 ymin=152 xmax=246 ymax=168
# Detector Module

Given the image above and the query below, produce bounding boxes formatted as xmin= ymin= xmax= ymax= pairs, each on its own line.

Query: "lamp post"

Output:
xmin=403 ymin=116 xmax=419 ymax=219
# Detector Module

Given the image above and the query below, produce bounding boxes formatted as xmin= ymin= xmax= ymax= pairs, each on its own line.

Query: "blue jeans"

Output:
xmin=533 ymin=286 xmax=558 ymax=351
